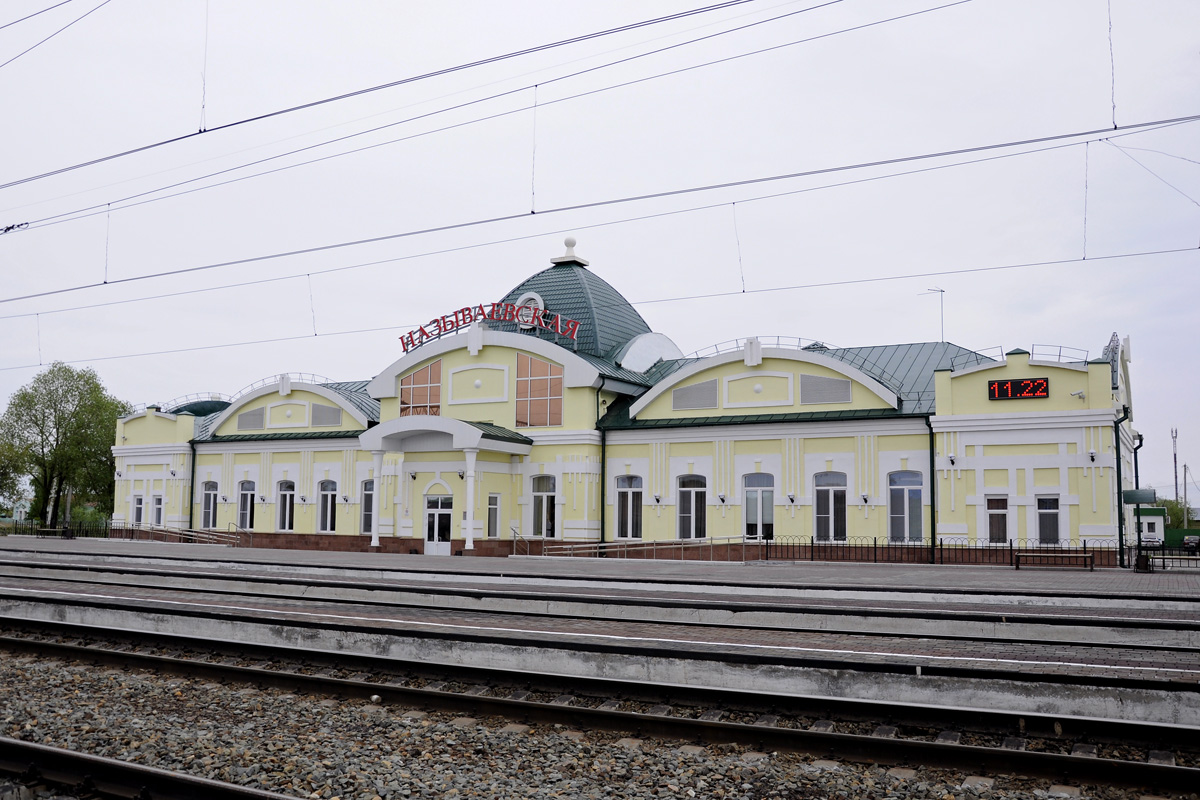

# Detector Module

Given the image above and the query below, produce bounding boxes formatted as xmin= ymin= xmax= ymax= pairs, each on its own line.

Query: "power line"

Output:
xmin=9 ymin=0 xmax=857 ymax=232
xmin=0 ymin=0 xmax=78 ymax=31
xmin=5 ymin=110 xmax=1197 ymax=307
xmin=0 ymin=0 xmax=111 ymax=71
xmin=1 ymin=244 xmax=1192 ymax=374
xmin=0 ymin=0 xmax=765 ymax=191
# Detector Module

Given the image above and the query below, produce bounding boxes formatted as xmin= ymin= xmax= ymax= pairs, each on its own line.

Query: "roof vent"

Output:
xmin=550 ymin=236 xmax=589 ymax=268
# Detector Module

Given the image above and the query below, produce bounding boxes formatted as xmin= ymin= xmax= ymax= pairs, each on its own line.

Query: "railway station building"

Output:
xmin=112 ymin=239 xmax=1139 ymax=556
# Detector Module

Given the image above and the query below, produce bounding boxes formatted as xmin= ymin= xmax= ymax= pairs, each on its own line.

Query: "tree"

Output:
xmin=0 ymin=437 xmax=27 ymax=511
xmin=1157 ymin=498 xmax=1193 ymax=529
xmin=0 ymin=363 xmax=130 ymax=526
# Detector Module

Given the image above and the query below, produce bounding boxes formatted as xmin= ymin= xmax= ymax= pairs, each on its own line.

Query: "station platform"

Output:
xmin=3 ymin=535 xmax=1197 ymax=599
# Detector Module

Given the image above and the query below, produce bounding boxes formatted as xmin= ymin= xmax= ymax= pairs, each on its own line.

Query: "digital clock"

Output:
xmin=988 ymin=377 xmax=1049 ymax=400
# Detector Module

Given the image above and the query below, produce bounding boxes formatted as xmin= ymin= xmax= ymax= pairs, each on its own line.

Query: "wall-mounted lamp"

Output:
xmin=169 ymin=469 xmax=177 ymax=477
xmin=115 ymin=471 xmax=122 ymax=478
xmin=861 ymin=493 xmax=870 ymax=504
xmin=1088 ymin=450 xmax=1096 ymax=463
xmin=787 ymin=493 xmax=795 ymax=503
xmin=409 ymin=472 xmax=417 ymax=480
xmin=947 ymin=454 xmax=955 ymax=466
xmin=342 ymin=494 xmax=350 ymax=503
xmin=299 ymin=495 xmax=307 ymax=503
xmin=457 ymin=470 xmax=465 ymax=479
xmin=259 ymin=495 xmax=266 ymax=503
xmin=221 ymin=495 xmax=228 ymax=503
xmin=717 ymin=493 xmax=726 ymax=503
xmin=653 ymin=494 xmax=661 ymax=504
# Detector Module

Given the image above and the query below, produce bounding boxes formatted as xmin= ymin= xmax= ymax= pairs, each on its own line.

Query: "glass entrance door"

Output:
xmin=425 ymin=495 xmax=453 ymax=555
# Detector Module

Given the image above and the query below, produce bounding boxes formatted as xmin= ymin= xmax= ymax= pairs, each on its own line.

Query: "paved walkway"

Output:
xmin=4 ymin=535 xmax=1198 ymax=599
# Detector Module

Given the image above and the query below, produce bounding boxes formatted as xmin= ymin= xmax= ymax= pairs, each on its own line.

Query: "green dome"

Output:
xmin=491 ymin=243 xmax=652 ymax=362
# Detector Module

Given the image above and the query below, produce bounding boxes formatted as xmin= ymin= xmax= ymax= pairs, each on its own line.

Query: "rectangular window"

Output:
xmin=278 ymin=492 xmax=294 ymax=532
xmin=133 ymin=496 xmax=143 ymax=525
xmin=987 ymin=498 xmax=1008 ymax=544
xmin=202 ymin=488 xmax=217 ymax=529
xmin=399 ymin=360 xmax=442 ymax=417
xmin=488 ymin=494 xmax=500 ymax=538
xmin=152 ymin=496 xmax=163 ymax=526
xmin=1037 ymin=497 xmax=1060 ymax=544
xmin=516 ymin=353 xmax=563 ymax=427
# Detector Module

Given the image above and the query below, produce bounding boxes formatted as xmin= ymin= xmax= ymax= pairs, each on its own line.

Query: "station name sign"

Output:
xmin=400 ymin=302 xmax=581 ymax=353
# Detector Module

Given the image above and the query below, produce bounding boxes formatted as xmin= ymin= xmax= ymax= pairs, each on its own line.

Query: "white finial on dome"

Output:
xmin=550 ymin=234 xmax=589 ymax=267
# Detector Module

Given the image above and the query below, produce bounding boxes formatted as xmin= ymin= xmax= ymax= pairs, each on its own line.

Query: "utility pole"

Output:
xmin=1185 ymin=464 xmax=1190 ymax=530
xmin=1172 ymin=428 xmax=1179 ymax=502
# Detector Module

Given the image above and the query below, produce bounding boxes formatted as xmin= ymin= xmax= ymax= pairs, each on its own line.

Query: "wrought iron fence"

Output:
xmin=6 ymin=518 xmax=246 ymax=547
xmin=766 ymin=536 xmax=1117 ymax=567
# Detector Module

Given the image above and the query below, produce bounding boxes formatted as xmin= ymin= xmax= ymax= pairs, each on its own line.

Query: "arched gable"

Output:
xmin=209 ymin=380 xmax=370 ymax=436
xmin=630 ymin=347 xmax=899 ymax=420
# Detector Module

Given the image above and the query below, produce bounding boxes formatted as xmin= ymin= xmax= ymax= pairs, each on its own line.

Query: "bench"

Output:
xmin=1150 ymin=556 xmax=1200 ymax=571
xmin=36 ymin=527 xmax=75 ymax=540
xmin=1014 ymin=551 xmax=1093 ymax=571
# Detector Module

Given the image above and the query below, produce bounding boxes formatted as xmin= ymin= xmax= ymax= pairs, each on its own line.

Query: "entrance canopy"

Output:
xmin=359 ymin=416 xmax=532 ymax=455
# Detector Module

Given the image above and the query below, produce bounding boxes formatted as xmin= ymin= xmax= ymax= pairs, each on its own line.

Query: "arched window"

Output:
xmin=318 ymin=479 xmax=337 ymax=533
xmin=278 ymin=480 xmax=295 ymax=532
xmin=516 ymin=353 xmax=563 ymax=428
xmin=615 ymin=475 xmax=643 ymax=539
xmin=532 ymin=475 xmax=556 ymax=537
xmin=888 ymin=471 xmax=923 ymax=543
xmin=201 ymin=481 xmax=218 ymax=529
xmin=399 ymin=360 xmax=441 ymax=417
xmin=743 ymin=473 xmax=774 ymax=540
xmin=814 ymin=472 xmax=846 ymax=542
xmin=237 ymin=480 xmax=255 ymax=529
xmin=361 ymin=479 xmax=374 ymax=534
xmin=677 ymin=475 xmax=706 ymax=540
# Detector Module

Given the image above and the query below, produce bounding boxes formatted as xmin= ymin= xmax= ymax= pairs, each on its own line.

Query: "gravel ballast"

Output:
xmin=0 ymin=656 xmax=1190 ymax=800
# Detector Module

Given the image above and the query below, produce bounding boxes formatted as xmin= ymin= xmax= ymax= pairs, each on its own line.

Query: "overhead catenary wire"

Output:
xmin=0 ymin=0 xmax=112 ymax=71
xmin=4 ymin=110 xmax=1197 ymax=308
xmin=0 ymin=0 xmax=768 ymax=192
xmin=1 ymin=244 xmax=1193 ymax=374
xmin=8 ymin=117 xmax=1188 ymax=325
xmin=6 ymin=0 xmax=862 ymax=231
xmin=0 ymin=0 xmax=78 ymax=32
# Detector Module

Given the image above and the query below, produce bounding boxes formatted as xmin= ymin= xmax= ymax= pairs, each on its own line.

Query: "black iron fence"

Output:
xmin=766 ymin=536 xmax=1118 ymax=567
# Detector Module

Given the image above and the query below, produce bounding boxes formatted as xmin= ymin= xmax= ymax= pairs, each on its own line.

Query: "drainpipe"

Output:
xmin=597 ymin=380 xmax=608 ymax=551
xmin=1114 ymin=405 xmax=1130 ymax=567
xmin=925 ymin=415 xmax=937 ymax=564
xmin=187 ymin=439 xmax=197 ymax=530
xmin=1133 ymin=432 xmax=1145 ymax=556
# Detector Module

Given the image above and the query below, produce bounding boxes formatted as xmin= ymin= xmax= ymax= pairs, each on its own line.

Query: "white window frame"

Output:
xmin=152 ymin=495 xmax=163 ymax=526
xmin=1037 ymin=496 xmax=1060 ymax=545
xmin=615 ymin=475 xmax=643 ymax=539
xmin=677 ymin=475 xmax=706 ymax=540
xmin=986 ymin=496 xmax=1008 ymax=544
xmin=132 ymin=496 xmax=144 ymax=525
xmin=361 ymin=479 xmax=374 ymax=534
xmin=814 ymin=472 xmax=847 ymax=542
xmin=743 ymin=473 xmax=774 ymax=541
xmin=487 ymin=494 xmax=501 ymax=538
xmin=201 ymin=482 xmax=218 ymax=529
xmin=277 ymin=481 xmax=295 ymax=532
xmin=888 ymin=471 xmax=923 ymax=543
xmin=237 ymin=480 xmax=255 ymax=530
xmin=318 ymin=480 xmax=337 ymax=533
xmin=532 ymin=475 xmax=556 ymax=538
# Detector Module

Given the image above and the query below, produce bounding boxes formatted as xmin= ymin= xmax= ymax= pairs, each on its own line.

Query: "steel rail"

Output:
xmin=2 ymin=625 xmax=1198 ymax=792
xmin=0 ymin=736 xmax=297 ymax=800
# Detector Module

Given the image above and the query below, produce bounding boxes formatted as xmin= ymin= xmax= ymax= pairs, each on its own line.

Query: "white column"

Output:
xmin=464 ymin=449 xmax=478 ymax=550
xmin=370 ymin=450 xmax=384 ymax=548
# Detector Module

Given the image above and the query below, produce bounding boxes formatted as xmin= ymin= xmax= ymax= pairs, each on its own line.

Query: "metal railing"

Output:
xmin=950 ymin=346 xmax=1004 ymax=372
xmin=767 ymin=536 xmax=1116 ymax=567
xmin=7 ymin=519 xmax=248 ymax=547
xmin=541 ymin=534 xmax=756 ymax=562
xmin=1031 ymin=343 xmax=1089 ymax=364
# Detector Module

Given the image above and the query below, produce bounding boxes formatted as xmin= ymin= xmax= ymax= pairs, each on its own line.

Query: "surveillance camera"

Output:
xmin=1070 ymin=390 xmax=1086 ymax=399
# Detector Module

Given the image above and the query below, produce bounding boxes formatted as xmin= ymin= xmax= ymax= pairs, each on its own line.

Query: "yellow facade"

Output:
xmin=112 ymin=245 xmax=1139 ymax=555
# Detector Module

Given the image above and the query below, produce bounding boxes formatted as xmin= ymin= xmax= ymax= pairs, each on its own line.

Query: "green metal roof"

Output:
xmin=205 ymin=430 xmax=367 ymax=443
xmin=465 ymin=421 xmax=533 ymax=445
xmin=488 ymin=258 xmax=653 ymax=362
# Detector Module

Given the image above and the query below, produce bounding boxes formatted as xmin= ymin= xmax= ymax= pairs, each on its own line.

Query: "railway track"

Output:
xmin=3 ymin=618 xmax=1198 ymax=793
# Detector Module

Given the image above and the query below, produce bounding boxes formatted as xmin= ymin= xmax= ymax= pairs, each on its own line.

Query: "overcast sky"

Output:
xmin=1 ymin=0 xmax=1197 ymax=497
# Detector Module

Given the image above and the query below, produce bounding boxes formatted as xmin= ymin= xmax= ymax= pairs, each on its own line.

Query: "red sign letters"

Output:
xmin=400 ymin=302 xmax=581 ymax=353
